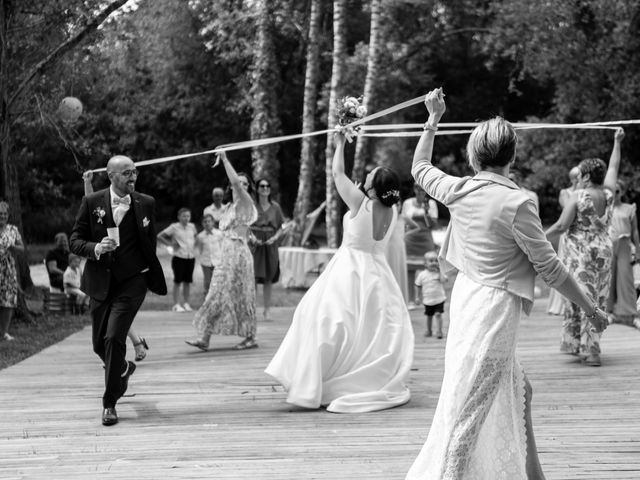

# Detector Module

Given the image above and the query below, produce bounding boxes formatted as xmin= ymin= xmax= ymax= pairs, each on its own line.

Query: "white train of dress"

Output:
xmin=406 ymin=272 xmax=528 ymax=479
xmin=265 ymin=198 xmax=415 ymax=413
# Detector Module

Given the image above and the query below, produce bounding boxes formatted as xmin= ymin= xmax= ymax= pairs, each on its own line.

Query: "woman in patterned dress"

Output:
xmin=406 ymin=88 xmax=609 ymax=480
xmin=0 ymin=200 xmax=25 ymax=342
xmin=186 ymin=152 xmax=258 ymax=351
xmin=546 ymin=128 xmax=624 ymax=367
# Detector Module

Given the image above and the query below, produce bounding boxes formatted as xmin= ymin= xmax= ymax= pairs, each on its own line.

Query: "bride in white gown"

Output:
xmin=406 ymin=89 xmax=609 ymax=479
xmin=265 ymin=129 xmax=414 ymax=413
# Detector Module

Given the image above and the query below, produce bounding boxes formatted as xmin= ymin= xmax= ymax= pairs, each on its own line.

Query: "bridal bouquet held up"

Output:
xmin=336 ymin=96 xmax=367 ymax=142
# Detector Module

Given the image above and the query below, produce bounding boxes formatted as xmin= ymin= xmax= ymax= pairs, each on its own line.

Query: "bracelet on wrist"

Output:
xmin=423 ymin=122 xmax=438 ymax=132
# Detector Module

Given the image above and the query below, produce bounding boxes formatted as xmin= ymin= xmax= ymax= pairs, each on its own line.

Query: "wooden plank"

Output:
xmin=0 ymin=298 xmax=639 ymax=479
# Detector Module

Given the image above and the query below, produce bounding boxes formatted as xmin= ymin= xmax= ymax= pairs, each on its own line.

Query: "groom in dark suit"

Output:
xmin=70 ymin=155 xmax=167 ymax=426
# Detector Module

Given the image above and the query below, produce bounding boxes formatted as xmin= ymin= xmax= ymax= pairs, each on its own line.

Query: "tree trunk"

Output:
xmin=250 ymin=0 xmax=281 ymax=192
xmin=0 ymin=0 xmax=21 ymax=229
xmin=290 ymin=0 xmax=322 ymax=246
xmin=0 ymin=0 xmax=130 ymax=228
xmin=325 ymin=0 xmax=347 ymax=248
xmin=352 ymin=0 xmax=384 ymax=181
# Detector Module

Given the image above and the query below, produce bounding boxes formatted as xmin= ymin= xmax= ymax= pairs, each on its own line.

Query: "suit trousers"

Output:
xmin=90 ymin=273 xmax=147 ymax=408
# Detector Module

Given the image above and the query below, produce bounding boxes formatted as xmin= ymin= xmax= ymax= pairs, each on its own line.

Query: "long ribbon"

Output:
xmin=91 ymin=96 xmax=426 ymax=173
xmin=89 ymin=91 xmax=638 ymax=173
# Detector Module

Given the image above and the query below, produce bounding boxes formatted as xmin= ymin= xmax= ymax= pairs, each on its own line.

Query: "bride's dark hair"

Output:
xmin=370 ymin=167 xmax=400 ymax=207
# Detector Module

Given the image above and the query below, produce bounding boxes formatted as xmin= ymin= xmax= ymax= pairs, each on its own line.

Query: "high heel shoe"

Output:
xmin=133 ymin=338 xmax=149 ymax=361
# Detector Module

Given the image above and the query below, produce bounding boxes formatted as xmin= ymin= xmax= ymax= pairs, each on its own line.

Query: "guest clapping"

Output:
xmin=0 ymin=200 xmax=25 ymax=342
xmin=546 ymin=128 xmax=624 ymax=366
xmin=251 ymin=178 xmax=285 ymax=321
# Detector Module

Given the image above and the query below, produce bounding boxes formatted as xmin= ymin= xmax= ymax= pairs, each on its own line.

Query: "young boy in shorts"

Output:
xmin=158 ymin=208 xmax=197 ymax=312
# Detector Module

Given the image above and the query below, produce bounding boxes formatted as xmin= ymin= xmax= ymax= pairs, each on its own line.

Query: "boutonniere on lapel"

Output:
xmin=142 ymin=217 xmax=150 ymax=228
xmin=93 ymin=206 xmax=106 ymax=224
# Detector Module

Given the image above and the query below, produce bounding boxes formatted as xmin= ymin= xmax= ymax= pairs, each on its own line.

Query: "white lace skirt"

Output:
xmin=406 ymin=272 xmax=528 ymax=480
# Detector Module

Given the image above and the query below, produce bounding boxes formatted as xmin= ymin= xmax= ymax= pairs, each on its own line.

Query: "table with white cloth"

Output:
xmin=278 ymin=247 xmax=338 ymax=288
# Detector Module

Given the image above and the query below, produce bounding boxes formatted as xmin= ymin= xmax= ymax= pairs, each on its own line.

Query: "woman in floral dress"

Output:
xmin=546 ymin=128 xmax=624 ymax=366
xmin=186 ymin=152 xmax=259 ymax=351
xmin=0 ymin=200 xmax=25 ymax=342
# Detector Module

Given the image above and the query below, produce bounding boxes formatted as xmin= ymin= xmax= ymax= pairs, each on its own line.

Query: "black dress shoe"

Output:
xmin=102 ymin=407 xmax=118 ymax=426
xmin=120 ymin=361 xmax=137 ymax=398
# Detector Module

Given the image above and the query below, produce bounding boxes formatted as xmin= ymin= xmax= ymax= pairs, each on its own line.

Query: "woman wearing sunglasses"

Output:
xmin=251 ymin=179 xmax=285 ymax=321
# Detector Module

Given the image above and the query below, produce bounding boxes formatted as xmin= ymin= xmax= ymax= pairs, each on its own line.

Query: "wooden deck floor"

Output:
xmin=1 ymin=298 xmax=639 ymax=479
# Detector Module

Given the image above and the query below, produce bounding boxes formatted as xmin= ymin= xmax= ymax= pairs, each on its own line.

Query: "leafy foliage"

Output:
xmin=7 ymin=0 xmax=640 ymax=243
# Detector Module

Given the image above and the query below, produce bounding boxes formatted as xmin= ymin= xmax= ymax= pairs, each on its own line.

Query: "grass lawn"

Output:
xmin=0 ymin=311 xmax=91 ymax=371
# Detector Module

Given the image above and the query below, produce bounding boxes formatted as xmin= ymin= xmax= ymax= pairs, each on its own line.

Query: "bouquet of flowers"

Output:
xmin=336 ymin=96 xmax=367 ymax=142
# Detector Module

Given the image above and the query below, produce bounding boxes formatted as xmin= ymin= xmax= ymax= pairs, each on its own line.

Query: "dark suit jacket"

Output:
xmin=70 ymin=188 xmax=167 ymax=301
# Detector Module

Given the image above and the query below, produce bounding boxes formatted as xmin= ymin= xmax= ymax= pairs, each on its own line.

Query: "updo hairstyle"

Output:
xmin=371 ymin=167 xmax=401 ymax=208
xmin=578 ymin=158 xmax=606 ymax=185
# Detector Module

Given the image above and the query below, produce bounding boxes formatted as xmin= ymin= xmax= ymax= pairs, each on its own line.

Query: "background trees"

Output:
xmin=4 ymin=0 xmax=639 ymax=245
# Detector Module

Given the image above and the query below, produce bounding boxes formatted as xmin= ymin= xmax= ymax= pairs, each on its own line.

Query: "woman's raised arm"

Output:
xmin=603 ymin=128 xmax=624 ymax=193
xmin=332 ymin=130 xmax=365 ymax=212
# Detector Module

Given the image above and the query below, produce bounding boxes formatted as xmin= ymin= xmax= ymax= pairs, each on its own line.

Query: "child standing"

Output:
xmin=63 ymin=253 xmax=89 ymax=312
xmin=195 ymin=214 xmax=223 ymax=297
xmin=158 ymin=208 xmax=197 ymax=312
xmin=414 ymin=250 xmax=447 ymax=338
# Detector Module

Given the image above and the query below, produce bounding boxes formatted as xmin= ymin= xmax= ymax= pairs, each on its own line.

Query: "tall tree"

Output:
xmin=290 ymin=0 xmax=322 ymax=245
xmin=0 ymin=0 xmax=130 ymax=229
xmin=351 ymin=0 xmax=384 ymax=181
xmin=325 ymin=0 xmax=347 ymax=248
xmin=250 ymin=0 xmax=281 ymax=190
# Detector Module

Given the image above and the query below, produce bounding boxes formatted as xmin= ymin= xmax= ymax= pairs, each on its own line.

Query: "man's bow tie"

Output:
xmin=112 ymin=195 xmax=131 ymax=206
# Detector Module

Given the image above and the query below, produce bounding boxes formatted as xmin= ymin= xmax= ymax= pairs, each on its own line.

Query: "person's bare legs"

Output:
xmin=424 ymin=314 xmax=432 ymax=336
xmin=434 ymin=312 xmax=443 ymax=338
xmin=128 ymin=327 xmax=140 ymax=345
xmin=128 ymin=326 xmax=148 ymax=361
xmin=182 ymin=283 xmax=191 ymax=308
xmin=263 ymin=281 xmax=272 ymax=320
xmin=172 ymin=282 xmax=180 ymax=306
xmin=0 ymin=307 xmax=14 ymax=339
xmin=524 ymin=374 xmax=546 ymax=480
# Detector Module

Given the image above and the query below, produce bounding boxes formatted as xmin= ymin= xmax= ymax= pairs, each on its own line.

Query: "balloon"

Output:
xmin=57 ymin=97 xmax=83 ymax=123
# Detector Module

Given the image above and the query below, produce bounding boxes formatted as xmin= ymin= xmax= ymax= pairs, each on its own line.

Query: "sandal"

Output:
xmin=232 ymin=338 xmax=258 ymax=350
xmin=185 ymin=339 xmax=209 ymax=351
xmin=133 ymin=338 xmax=149 ymax=361
xmin=583 ymin=354 xmax=601 ymax=367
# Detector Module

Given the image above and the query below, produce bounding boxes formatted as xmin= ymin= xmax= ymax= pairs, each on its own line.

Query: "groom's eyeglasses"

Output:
xmin=118 ymin=169 xmax=139 ymax=178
